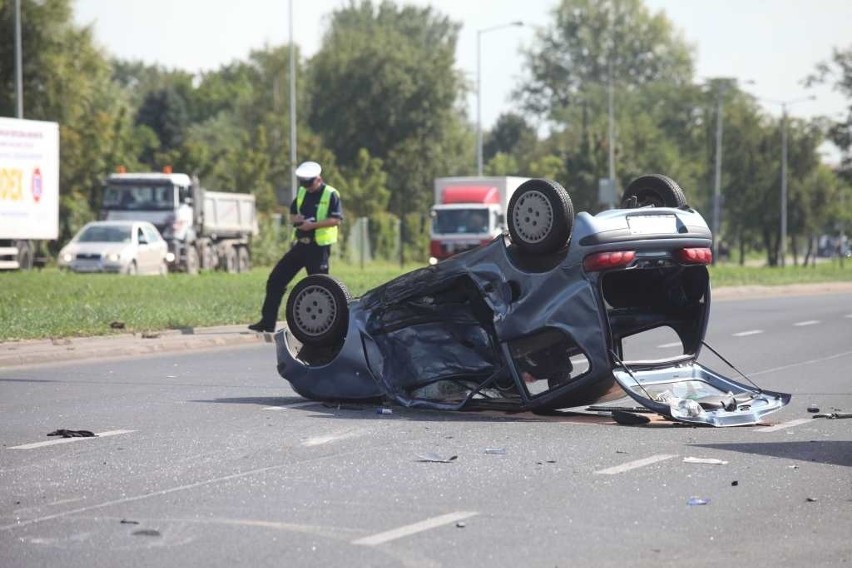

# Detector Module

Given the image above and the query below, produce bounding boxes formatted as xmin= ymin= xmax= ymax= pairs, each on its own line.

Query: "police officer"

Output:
xmin=249 ymin=161 xmax=343 ymax=332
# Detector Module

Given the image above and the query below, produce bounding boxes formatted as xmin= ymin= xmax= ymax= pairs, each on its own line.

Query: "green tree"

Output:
xmin=515 ymin=0 xmax=696 ymax=212
xmin=808 ymin=44 xmax=852 ymax=181
xmin=0 ymin=0 xmax=134 ymax=246
xmin=518 ymin=0 xmax=693 ymax=121
xmin=307 ymin=0 xmax=470 ymax=220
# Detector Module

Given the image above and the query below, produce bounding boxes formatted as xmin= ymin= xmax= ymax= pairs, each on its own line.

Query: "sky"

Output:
xmin=73 ymin=0 xmax=851 ymax=161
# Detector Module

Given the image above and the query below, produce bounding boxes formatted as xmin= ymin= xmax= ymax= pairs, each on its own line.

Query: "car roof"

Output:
xmin=83 ymin=220 xmax=151 ymax=228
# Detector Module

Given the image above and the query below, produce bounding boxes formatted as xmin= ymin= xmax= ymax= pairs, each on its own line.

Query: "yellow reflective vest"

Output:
xmin=293 ymin=184 xmax=340 ymax=245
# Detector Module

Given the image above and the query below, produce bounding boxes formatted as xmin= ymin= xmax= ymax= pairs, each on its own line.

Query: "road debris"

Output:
xmin=812 ymin=411 xmax=851 ymax=419
xmin=484 ymin=448 xmax=506 ymax=455
xmin=47 ymin=429 xmax=96 ymax=438
xmin=687 ymin=497 xmax=711 ymax=506
xmin=612 ymin=410 xmax=651 ymax=425
xmin=416 ymin=453 xmax=458 ymax=463
xmin=376 ymin=407 xmax=393 ymax=415
xmin=806 ymin=404 xmax=820 ymax=413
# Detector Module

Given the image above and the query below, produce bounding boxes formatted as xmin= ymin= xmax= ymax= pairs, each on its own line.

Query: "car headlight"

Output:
xmin=61 ymin=252 xmax=73 ymax=263
xmin=105 ymin=252 xmax=122 ymax=262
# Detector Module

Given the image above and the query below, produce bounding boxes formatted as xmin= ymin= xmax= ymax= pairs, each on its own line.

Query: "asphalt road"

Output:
xmin=1 ymin=291 xmax=850 ymax=567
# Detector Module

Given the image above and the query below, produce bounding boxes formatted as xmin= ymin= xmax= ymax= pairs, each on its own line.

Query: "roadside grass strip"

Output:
xmin=733 ymin=330 xmax=763 ymax=337
xmin=9 ymin=429 xmax=135 ymax=450
xmin=594 ymin=454 xmax=677 ymax=475
xmin=756 ymin=418 xmax=812 ymax=433
xmin=352 ymin=511 xmax=478 ymax=546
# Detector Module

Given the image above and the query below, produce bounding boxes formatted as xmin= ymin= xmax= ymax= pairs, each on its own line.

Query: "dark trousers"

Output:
xmin=260 ymin=242 xmax=331 ymax=326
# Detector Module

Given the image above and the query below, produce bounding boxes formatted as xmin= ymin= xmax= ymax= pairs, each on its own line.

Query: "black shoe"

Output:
xmin=248 ymin=321 xmax=275 ymax=333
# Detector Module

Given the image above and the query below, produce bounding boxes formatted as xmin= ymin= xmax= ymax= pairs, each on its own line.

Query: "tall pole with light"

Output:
xmin=765 ymin=95 xmax=815 ymax=267
xmin=476 ymin=21 xmax=523 ymax=176
xmin=15 ymin=0 xmax=23 ymax=118
xmin=289 ymin=0 xmax=297 ymax=204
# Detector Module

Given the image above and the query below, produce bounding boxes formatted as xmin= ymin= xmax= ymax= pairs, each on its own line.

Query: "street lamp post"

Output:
xmin=289 ymin=0 xmax=297 ymax=204
xmin=705 ymin=78 xmax=753 ymax=263
xmin=476 ymin=21 xmax=523 ymax=176
xmin=765 ymin=95 xmax=815 ymax=267
xmin=15 ymin=0 xmax=23 ymax=118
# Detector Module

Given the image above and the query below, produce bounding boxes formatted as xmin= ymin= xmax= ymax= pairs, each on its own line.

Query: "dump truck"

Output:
xmin=100 ymin=169 xmax=258 ymax=274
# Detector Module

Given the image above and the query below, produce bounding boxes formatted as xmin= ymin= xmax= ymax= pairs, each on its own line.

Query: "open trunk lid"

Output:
xmin=610 ymin=361 xmax=790 ymax=426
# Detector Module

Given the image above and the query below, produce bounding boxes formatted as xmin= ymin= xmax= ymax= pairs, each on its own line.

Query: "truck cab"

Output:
xmin=101 ymin=172 xmax=196 ymax=271
xmin=429 ymin=176 xmax=530 ymax=264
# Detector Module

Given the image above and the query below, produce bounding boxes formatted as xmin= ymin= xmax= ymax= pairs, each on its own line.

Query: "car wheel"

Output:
xmin=186 ymin=246 xmax=200 ymax=275
xmin=508 ymin=178 xmax=574 ymax=255
xmin=224 ymin=246 xmax=238 ymax=273
xmin=621 ymin=174 xmax=687 ymax=208
xmin=237 ymin=247 xmax=251 ymax=273
xmin=125 ymin=261 xmax=138 ymax=275
xmin=285 ymin=275 xmax=351 ymax=347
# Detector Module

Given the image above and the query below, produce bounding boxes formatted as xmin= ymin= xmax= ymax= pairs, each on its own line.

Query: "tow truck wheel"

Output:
xmin=285 ymin=275 xmax=351 ymax=347
xmin=508 ymin=178 xmax=574 ymax=255
xmin=621 ymin=174 xmax=687 ymax=208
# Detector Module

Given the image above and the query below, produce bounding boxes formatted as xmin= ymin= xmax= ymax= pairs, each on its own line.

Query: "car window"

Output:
xmin=142 ymin=225 xmax=161 ymax=243
xmin=77 ymin=225 xmax=131 ymax=243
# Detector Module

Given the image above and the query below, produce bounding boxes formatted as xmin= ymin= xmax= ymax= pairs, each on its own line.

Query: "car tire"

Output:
xmin=237 ymin=247 xmax=251 ymax=273
xmin=186 ymin=246 xmax=200 ymax=275
xmin=224 ymin=246 xmax=238 ymax=273
xmin=285 ymin=275 xmax=351 ymax=347
xmin=621 ymin=174 xmax=687 ymax=208
xmin=508 ymin=178 xmax=574 ymax=255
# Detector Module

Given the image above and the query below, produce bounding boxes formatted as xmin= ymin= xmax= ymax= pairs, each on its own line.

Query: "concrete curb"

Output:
xmin=0 ymin=324 xmax=278 ymax=369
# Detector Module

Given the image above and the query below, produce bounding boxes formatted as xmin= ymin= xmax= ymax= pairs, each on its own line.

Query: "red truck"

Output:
xmin=429 ymin=176 xmax=530 ymax=263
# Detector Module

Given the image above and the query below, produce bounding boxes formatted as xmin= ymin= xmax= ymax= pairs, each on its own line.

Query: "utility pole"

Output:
xmin=15 ymin=0 xmax=24 ymax=118
xmin=476 ymin=21 xmax=523 ymax=176
xmin=289 ymin=0 xmax=297 ymax=204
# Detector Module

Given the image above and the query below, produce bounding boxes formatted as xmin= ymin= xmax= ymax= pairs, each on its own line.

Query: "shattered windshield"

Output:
xmin=432 ymin=208 xmax=490 ymax=234
xmin=103 ymin=183 xmax=176 ymax=211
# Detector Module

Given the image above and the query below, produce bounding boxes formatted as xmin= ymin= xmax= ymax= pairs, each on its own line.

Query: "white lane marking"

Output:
xmin=845 ymin=314 xmax=852 ymax=318
xmin=733 ymin=330 xmax=763 ymax=337
xmin=302 ymin=429 xmax=365 ymax=447
xmin=756 ymin=418 xmax=812 ymax=433
xmin=1 ymin=448 xmax=369 ymax=533
xmin=749 ymin=349 xmax=852 ymax=377
xmin=657 ymin=342 xmax=681 ymax=349
xmin=793 ymin=320 xmax=820 ymax=327
xmin=594 ymin=454 xmax=677 ymax=475
xmin=9 ymin=430 xmax=135 ymax=450
xmin=352 ymin=511 xmax=478 ymax=546
xmin=263 ymin=402 xmax=318 ymax=411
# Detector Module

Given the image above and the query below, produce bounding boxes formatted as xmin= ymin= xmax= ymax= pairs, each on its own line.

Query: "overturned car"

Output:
xmin=274 ymin=175 xmax=790 ymax=427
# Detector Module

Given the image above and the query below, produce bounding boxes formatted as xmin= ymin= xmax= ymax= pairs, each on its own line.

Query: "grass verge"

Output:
xmin=1 ymin=259 xmax=849 ymax=341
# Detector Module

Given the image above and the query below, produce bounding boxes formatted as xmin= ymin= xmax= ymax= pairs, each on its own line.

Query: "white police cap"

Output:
xmin=295 ymin=161 xmax=322 ymax=178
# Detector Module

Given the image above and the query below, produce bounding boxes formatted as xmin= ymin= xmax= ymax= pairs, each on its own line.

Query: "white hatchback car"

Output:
xmin=58 ymin=221 xmax=172 ymax=275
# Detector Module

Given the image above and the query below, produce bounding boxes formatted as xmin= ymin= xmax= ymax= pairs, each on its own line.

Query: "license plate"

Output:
xmin=628 ymin=215 xmax=678 ymax=235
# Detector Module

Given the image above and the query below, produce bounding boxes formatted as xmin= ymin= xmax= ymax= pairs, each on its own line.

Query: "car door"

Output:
xmin=142 ymin=224 xmax=166 ymax=273
xmin=136 ymin=225 xmax=157 ymax=274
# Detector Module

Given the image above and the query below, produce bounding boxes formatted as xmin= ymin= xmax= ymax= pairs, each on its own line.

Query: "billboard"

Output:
xmin=0 ymin=117 xmax=60 ymax=240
